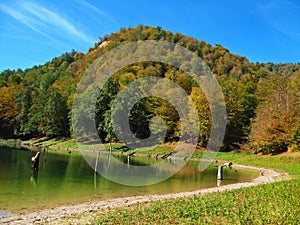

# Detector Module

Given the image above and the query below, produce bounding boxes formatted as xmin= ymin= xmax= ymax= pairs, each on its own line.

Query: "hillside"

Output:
xmin=0 ymin=25 xmax=299 ymax=152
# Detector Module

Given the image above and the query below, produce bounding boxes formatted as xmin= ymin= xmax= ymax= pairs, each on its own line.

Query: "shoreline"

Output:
xmin=0 ymin=164 xmax=288 ymax=225
xmin=0 ymin=140 xmax=229 ymax=162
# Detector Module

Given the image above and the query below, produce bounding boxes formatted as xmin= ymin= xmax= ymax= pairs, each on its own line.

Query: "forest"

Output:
xmin=0 ymin=25 xmax=299 ymax=153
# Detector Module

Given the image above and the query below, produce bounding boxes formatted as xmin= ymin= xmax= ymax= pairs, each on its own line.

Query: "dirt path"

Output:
xmin=0 ymin=164 xmax=288 ymax=225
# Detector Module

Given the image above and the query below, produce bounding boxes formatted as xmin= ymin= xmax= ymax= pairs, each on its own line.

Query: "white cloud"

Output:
xmin=20 ymin=1 xmax=95 ymax=43
xmin=76 ymin=0 xmax=118 ymax=26
xmin=0 ymin=1 xmax=96 ymax=48
xmin=74 ymin=0 xmax=119 ymax=36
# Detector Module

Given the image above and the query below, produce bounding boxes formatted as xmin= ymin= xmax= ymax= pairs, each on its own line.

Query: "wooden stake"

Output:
xmin=31 ymin=152 xmax=40 ymax=171
xmin=217 ymin=165 xmax=223 ymax=180
xmin=94 ymin=151 xmax=100 ymax=173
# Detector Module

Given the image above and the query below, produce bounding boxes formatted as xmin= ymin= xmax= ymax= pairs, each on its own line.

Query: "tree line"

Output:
xmin=0 ymin=25 xmax=299 ymax=152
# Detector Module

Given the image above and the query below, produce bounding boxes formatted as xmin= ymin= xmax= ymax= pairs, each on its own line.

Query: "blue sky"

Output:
xmin=0 ymin=0 xmax=299 ymax=71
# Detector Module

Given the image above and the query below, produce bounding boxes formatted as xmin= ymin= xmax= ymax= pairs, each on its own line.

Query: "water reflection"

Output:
xmin=0 ymin=146 xmax=259 ymax=214
xmin=94 ymin=172 xmax=97 ymax=190
xmin=30 ymin=170 xmax=38 ymax=187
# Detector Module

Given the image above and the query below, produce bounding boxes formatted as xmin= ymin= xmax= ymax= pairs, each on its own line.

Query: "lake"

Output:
xmin=0 ymin=145 xmax=258 ymax=215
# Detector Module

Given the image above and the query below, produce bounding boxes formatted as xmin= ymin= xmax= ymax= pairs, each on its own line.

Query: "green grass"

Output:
xmin=72 ymin=151 xmax=300 ymax=225
xmin=45 ymin=138 xmax=79 ymax=148
xmin=95 ymin=180 xmax=300 ymax=225
xmin=0 ymin=138 xmax=22 ymax=142
xmin=11 ymin=138 xmax=176 ymax=155
xmin=36 ymin=138 xmax=63 ymax=147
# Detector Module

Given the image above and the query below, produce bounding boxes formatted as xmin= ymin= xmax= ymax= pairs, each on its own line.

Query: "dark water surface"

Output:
xmin=0 ymin=146 xmax=258 ymax=214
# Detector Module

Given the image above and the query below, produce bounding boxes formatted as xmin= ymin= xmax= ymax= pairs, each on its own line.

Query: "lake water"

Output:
xmin=0 ymin=145 xmax=258 ymax=215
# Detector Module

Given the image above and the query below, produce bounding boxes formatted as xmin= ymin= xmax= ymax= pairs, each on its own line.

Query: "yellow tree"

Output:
xmin=0 ymin=86 xmax=19 ymax=135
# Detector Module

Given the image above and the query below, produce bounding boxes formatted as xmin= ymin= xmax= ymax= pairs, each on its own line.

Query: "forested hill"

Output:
xmin=0 ymin=25 xmax=299 ymax=153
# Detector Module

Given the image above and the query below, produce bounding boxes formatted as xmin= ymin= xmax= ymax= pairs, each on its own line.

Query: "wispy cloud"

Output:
xmin=258 ymin=0 xmax=300 ymax=41
xmin=0 ymin=1 xmax=96 ymax=48
xmin=77 ymin=0 xmax=118 ymax=26
xmin=75 ymin=0 xmax=119 ymax=35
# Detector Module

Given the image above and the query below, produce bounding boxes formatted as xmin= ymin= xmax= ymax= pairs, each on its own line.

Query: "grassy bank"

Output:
xmin=0 ymin=137 xmax=176 ymax=155
xmin=94 ymin=180 xmax=300 ymax=225
xmin=61 ymin=152 xmax=300 ymax=225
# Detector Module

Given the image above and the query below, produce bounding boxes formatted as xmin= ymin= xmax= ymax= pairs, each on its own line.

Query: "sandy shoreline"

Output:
xmin=0 ymin=164 xmax=288 ymax=225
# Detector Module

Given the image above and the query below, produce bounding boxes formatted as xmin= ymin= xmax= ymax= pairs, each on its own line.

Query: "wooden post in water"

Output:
xmin=217 ymin=165 xmax=223 ymax=180
xmin=109 ymin=141 xmax=112 ymax=155
xmin=108 ymin=140 xmax=112 ymax=169
xmin=217 ymin=179 xmax=222 ymax=187
xmin=94 ymin=172 xmax=97 ymax=190
xmin=94 ymin=151 xmax=100 ymax=173
xmin=31 ymin=152 xmax=40 ymax=171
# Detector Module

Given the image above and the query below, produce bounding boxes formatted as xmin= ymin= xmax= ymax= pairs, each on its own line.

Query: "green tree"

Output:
xmin=219 ymin=76 xmax=257 ymax=150
xmin=95 ymin=78 xmax=119 ymax=143
xmin=14 ymin=87 xmax=33 ymax=136
xmin=21 ymin=87 xmax=69 ymax=137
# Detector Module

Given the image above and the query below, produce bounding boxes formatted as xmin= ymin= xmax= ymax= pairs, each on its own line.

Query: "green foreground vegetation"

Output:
xmin=95 ymin=181 xmax=300 ymax=225
xmin=60 ymin=152 xmax=300 ymax=225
